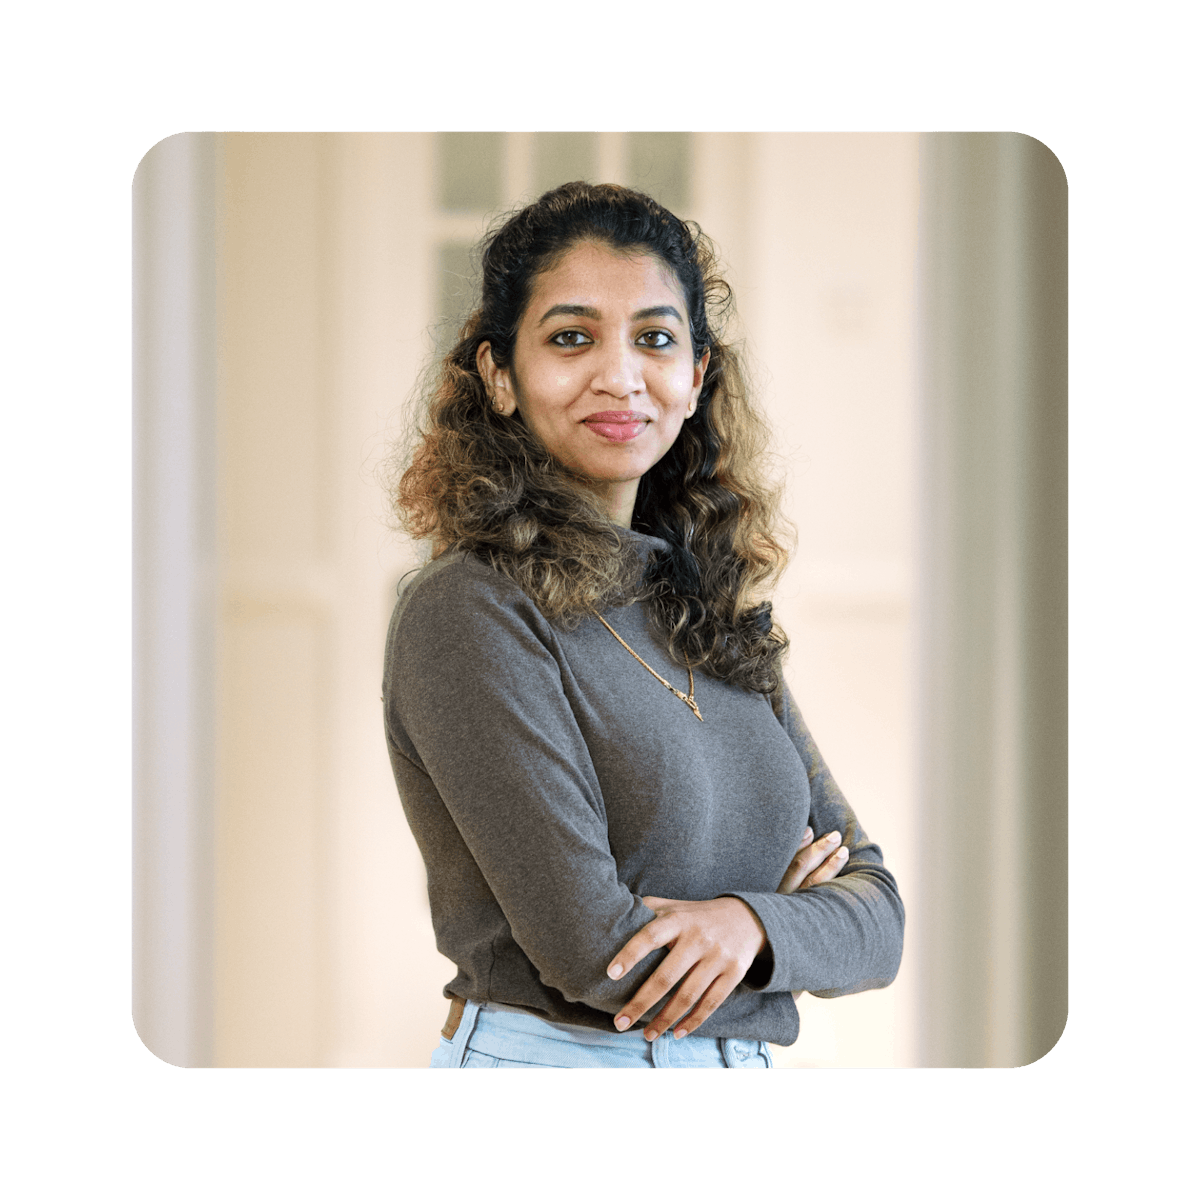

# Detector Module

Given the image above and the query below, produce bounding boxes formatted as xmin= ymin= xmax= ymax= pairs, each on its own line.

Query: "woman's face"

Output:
xmin=477 ymin=241 xmax=709 ymax=527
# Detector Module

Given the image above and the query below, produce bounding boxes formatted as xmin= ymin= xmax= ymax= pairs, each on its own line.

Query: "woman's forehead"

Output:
xmin=525 ymin=242 xmax=686 ymax=316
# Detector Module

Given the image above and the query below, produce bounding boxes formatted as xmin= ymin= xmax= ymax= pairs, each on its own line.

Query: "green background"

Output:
xmin=7 ymin=0 xmax=1190 ymax=1195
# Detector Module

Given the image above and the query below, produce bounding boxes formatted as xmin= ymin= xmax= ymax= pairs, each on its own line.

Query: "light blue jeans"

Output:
xmin=429 ymin=999 xmax=773 ymax=1069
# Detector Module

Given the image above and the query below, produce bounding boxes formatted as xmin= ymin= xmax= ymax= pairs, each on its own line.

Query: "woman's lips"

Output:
xmin=584 ymin=410 xmax=650 ymax=443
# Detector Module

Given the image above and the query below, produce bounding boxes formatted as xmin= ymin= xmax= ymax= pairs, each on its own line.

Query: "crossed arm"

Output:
xmin=607 ymin=826 xmax=849 ymax=1041
xmin=389 ymin=564 xmax=902 ymax=1035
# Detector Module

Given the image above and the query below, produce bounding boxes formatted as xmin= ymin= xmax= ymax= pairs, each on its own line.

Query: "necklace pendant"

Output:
xmin=594 ymin=610 xmax=704 ymax=723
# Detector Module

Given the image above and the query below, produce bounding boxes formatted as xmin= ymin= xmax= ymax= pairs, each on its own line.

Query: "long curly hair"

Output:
xmin=394 ymin=182 xmax=792 ymax=698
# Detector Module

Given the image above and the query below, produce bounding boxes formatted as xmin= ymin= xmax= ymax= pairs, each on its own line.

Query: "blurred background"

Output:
xmin=133 ymin=132 xmax=1065 ymax=1068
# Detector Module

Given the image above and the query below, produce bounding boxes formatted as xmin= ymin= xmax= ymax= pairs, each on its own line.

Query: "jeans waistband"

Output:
xmin=434 ymin=998 xmax=773 ymax=1069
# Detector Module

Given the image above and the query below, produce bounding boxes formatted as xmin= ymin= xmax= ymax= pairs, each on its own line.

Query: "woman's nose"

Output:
xmin=590 ymin=339 xmax=643 ymax=398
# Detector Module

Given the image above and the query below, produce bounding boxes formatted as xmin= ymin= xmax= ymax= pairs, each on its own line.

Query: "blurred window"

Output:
xmin=436 ymin=240 xmax=476 ymax=348
xmin=431 ymin=132 xmax=693 ymax=350
xmin=436 ymin=132 xmax=503 ymax=212
xmin=532 ymin=132 xmax=598 ymax=195
xmin=627 ymin=132 xmax=691 ymax=213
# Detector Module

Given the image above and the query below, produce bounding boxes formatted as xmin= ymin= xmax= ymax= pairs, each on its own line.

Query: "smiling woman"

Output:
xmin=476 ymin=244 xmax=709 ymax=527
xmin=384 ymin=182 xmax=904 ymax=1067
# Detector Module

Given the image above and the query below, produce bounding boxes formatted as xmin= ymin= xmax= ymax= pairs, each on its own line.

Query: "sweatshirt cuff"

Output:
xmin=723 ymin=891 xmax=794 ymax=993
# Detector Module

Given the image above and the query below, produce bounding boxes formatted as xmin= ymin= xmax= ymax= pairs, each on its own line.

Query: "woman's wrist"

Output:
xmin=717 ymin=895 xmax=768 ymax=959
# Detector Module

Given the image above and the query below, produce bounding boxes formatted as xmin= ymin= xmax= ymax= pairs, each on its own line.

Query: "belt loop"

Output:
xmin=441 ymin=996 xmax=466 ymax=1041
xmin=650 ymin=1032 xmax=670 ymax=1069
xmin=445 ymin=998 xmax=482 ymax=1068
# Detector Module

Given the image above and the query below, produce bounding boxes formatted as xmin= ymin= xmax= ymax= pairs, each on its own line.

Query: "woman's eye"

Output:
xmin=637 ymin=330 xmax=674 ymax=349
xmin=550 ymin=330 xmax=590 ymax=347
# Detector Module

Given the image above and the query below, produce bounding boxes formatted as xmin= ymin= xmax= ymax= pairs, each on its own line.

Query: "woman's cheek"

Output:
xmin=664 ymin=362 xmax=696 ymax=404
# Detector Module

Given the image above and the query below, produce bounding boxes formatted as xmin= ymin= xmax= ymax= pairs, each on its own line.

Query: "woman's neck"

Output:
xmin=587 ymin=477 xmax=639 ymax=529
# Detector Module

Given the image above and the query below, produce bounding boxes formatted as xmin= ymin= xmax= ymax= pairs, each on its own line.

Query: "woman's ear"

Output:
xmin=687 ymin=349 xmax=711 ymax=418
xmin=477 ymin=342 xmax=514 ymax=415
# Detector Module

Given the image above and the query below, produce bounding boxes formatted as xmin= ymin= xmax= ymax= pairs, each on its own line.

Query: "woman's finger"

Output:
xmin=638 ymin=963 xmax=720 ymax=1041
xmin=777 ymin=829 xmax=843 ymax=893
xmin=773 ymin=828 xmax=814 ymax=892
xmin=798 ymin=843 xmax=849 ymax=889
xmin=672 ymin=972 xmax=740 ymax=1040
xmin=787 ymin=829 xmax=840 ymax=881
xmin=611 ymin=941 xmax=696 ymax=1031
xmin=607 ymin=909 xmax=677 ymax=979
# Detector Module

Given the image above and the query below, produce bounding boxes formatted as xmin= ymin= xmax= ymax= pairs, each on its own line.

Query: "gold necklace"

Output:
xmin=594 ymin=613 xmax=703 ymax=722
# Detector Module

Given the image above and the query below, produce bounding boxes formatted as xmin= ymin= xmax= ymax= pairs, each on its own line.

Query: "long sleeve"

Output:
xmin=384 ymin=557 xmax=664 ymax=1016
xmin=723 ymin=685 xmax=906 ymax=997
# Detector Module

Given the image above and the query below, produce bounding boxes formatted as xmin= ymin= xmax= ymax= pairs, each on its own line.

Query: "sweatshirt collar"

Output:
xmin=614 ymin=524 xmax=671 ymax=561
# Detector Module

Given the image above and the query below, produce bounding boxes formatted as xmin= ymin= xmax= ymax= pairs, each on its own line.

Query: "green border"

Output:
xmin=9 ymin=0 xmax=1180 ymax=1195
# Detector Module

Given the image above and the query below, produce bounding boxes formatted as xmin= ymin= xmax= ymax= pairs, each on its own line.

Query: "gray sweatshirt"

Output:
xmin=382 ymin=531 xmax=904 ymax=1045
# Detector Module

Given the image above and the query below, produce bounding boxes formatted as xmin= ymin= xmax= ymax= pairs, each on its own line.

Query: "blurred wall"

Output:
xmin=917 ymin=134 xmax=1067 ymax=1067
xmin=133 ymin=131 xmax=1064 ymax=1068
xmin=133 ymin=132 xmax=217 ymax=1067
xmin=733 ymin=135 xmax=920 ymax=1067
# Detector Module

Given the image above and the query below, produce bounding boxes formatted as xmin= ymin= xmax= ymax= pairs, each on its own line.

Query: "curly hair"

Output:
xmin=393 ymin=182 xmax=792 ymax=698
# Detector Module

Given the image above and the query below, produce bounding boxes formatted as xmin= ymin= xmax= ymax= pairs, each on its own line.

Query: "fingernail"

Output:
xmin=614 ymin=1015 xmax=631 ymax=1031
xmin=645 ymin=1030 xmax=658 ymax=1043
xmin=607 ymin=963 xmax=623 ymax=979
xmin=674 ymin=1027 xmax=689 ymax=1040
xmin=828 ymin=831 xmax=841 ymax=844
xmin=803 ymin=827 xmax=813 ymax=840
xmin=836 ymin=846 xmax=848 ymax=859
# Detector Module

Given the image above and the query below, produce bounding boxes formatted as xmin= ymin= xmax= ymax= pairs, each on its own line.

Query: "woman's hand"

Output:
xmin=776 ymin=826 xmax=848 ymax=894
xmin=606 ymin=896 xmax=768 ymax=1042
xmin=605 ymin=829 xmax=848 ymax=1042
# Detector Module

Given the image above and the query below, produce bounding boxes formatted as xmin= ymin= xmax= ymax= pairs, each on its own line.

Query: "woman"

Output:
xmin=384 ymin=182 xmax=904 ymax=1068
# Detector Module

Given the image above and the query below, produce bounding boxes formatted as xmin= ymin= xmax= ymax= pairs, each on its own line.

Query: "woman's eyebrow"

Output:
xmin=536 ymin=303 xmax=684 ymax=325
xmin=537 ymin=303 xmax=599 ymax=325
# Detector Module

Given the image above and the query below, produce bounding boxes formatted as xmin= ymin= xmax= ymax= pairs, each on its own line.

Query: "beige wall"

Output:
xmin=214 ymin=135 xmax=439 ymax=1065
xmin=744 ymin=135 xmax=920 ymax=1067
